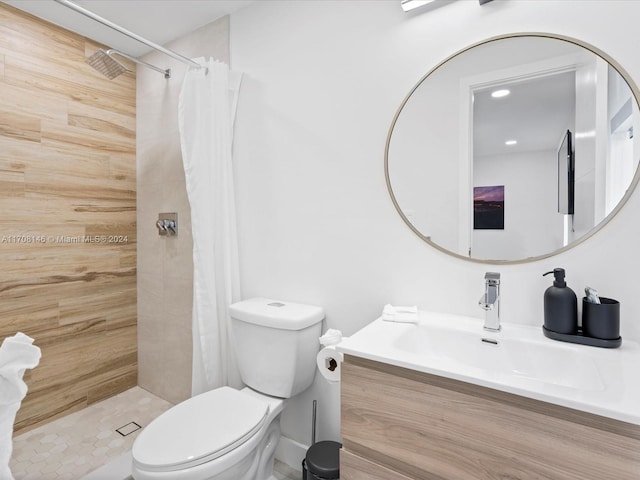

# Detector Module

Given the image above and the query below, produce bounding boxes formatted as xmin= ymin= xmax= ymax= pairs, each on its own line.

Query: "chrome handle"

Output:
xmin=156 ymin=213 xmax=178 ymax=236
xmin=479 ymin=294 xmax=500 ymax=310
xmin=479 ymin=294 xmax=492 ymax=310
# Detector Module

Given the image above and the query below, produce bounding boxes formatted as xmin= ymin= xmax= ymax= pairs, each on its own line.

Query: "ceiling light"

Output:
xmin=401 ymin=0 xmax=436 ymax=12
xmin=491 ymin=89 xmax=510 ymax=98
xmin=505 ymin=140 xmax=517 ymax=146
xmin=575 ymin=130 xmax=596 ymax=139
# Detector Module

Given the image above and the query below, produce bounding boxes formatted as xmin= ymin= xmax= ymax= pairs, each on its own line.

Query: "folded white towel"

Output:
xmin=0 ymin=332 xmax=41 ymax=480
xmin=381 ymin=304 xmax=419 ymax=323
xmin=319 ymin=328 xmax=343 ymax=347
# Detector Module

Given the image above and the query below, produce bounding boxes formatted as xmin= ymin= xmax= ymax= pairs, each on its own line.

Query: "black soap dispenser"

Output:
xmin=543 ymin=268 xmax=577 ymax=335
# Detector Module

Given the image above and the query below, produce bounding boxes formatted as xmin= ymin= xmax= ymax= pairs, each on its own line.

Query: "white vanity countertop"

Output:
xmin=337 ymin=311 xmax=640 ymax=426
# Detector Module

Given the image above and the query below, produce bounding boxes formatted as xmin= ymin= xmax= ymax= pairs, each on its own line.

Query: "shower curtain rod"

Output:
xmin=53 ymin=0 xmax=204 ymax=70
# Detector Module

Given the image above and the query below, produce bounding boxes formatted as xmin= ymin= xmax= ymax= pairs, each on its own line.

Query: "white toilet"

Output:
xmin=131 ymin=297 xmax=324 ymax=480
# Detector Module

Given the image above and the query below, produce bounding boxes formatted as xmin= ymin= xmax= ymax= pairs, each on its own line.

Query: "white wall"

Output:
xmin=572 ymin=58 xmax=601 ymax=240
xmin=230 ymin=0 xmax=640 ymax=456
xmin=473 ymin=150 xmax=562 ymax=259
xmin=606 ymin=65 xmax=638 ymax=216
xmin=389 ymin=77 xmax=461 ymax=250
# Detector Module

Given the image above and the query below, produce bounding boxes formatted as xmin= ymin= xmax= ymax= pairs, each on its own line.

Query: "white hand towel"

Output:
xmin=0 ymin=332 xmax=41 ymax=480
xmin=319 ymin=328 xmax=343 ymax=347
xmin=381 ymin=304 xmax=419 ymax=323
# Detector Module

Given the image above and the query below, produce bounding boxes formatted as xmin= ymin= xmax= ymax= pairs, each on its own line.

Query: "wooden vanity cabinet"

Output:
xmin=340 ymin=354 xmax=640 ymax=480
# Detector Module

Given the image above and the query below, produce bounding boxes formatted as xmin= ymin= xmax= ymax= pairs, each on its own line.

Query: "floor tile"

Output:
xmin=10 ymin=387 xmax=172 ymax=479
xmin=10 ymin=387 xmax=302 ymax=480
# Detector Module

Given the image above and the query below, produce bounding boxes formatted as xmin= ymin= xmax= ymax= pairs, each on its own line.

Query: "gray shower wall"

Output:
xmin=136 ymin=16 xmax=230 ymax=404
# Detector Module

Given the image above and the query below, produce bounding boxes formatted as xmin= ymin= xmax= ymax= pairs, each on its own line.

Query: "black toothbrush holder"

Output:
xmin=542 ymin=297 xmax=622 ymax=348
xmin=582 ymin=297 xmax=620 ymax=341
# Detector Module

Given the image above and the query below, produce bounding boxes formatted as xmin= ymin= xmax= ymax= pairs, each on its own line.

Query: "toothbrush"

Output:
xmin=585 ymin=286 xmax=601 ymax=304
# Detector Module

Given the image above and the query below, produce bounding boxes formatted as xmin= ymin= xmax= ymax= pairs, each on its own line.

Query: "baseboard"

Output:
xmin=275 ymin=435 xmax=308 ymax=472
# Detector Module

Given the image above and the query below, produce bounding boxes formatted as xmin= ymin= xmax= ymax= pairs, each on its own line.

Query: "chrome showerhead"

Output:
xmin=86 ymin=48 xmax=171 ymax=80
xmin=87 ymin=49 xmax=129 ymax=79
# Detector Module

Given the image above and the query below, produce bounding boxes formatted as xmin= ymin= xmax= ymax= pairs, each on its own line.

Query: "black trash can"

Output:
xmin=301 ymin=440 xmax=341 ymax=479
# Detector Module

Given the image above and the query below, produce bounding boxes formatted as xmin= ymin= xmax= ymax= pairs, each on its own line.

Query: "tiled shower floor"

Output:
xmin=10 ymin=387 xmax=173 ymax=479
xmin=10 ymin=386 xmax=301 ymax=480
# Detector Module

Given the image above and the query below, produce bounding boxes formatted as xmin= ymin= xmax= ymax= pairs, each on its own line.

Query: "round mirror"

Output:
xmin=386 ymin=34 xmax=640 ymax=263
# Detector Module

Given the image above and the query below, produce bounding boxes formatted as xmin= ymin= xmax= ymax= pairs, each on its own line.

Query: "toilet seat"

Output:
xmin=132 ymin=386 xmax=270 ymax=472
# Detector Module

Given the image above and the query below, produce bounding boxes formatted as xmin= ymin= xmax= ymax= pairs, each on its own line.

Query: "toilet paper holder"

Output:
xmin=317 ymin=329 xmax=344 ymax=383
xmin=325 ymin=357 xmax=338 ymax=372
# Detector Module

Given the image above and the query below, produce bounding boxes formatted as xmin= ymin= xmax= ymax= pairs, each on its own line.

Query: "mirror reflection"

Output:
xmin=387 ymin=35 xmax=640 ymax=263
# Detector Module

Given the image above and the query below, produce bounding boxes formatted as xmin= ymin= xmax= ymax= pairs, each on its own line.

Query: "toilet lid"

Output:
xmin=132 ymin=387 xmax=269 ymax=472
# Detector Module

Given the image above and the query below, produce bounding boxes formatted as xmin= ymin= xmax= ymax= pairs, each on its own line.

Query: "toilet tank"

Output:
xmin=229 ymin=298 xmax=324 ymax=398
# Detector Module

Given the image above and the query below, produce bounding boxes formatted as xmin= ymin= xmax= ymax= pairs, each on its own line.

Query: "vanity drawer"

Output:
xmin=341 ymin=355 xmax=640 ymax=480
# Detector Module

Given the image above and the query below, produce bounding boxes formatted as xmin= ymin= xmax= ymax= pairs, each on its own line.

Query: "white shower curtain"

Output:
xmin=178 ymin=58 xmax=242 ymax=396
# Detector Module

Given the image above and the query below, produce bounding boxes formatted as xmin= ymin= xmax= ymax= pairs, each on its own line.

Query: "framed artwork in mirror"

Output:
xmin=473 ymin=185 xmax=504 ymax=230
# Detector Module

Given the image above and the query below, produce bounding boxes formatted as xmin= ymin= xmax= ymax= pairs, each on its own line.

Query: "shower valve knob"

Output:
xmin=157 ymin=213 xmax=178 ymax=236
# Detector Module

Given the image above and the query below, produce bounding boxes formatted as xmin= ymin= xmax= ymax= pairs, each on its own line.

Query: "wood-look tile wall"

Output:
xmin=0 ymin=4 xmax=137 ymax=435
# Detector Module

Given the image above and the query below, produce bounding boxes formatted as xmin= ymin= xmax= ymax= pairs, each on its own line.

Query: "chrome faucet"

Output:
xmin=479 ymin=272 xmax=501 ymax=331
